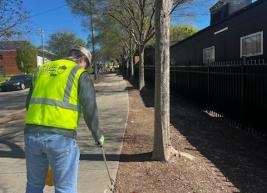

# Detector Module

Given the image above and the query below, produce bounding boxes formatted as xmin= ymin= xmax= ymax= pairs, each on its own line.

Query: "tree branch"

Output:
xmin=120 ymin=0 xmax=142 ymax=35
xmin=171 ymin=0 xmax=192 ymax=14
xmin=144 ymin=6 xmax=155 ymax=43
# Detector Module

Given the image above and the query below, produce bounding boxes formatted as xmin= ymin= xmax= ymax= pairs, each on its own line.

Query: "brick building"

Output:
xmin=0 ymin=50 xmax=20 ymax=74
xmin=0 ymin=41 xmax=24 ymax=75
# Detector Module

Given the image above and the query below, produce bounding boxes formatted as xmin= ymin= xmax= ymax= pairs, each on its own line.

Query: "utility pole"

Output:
xmin=40 ymin=28 xmax=45 ymax=64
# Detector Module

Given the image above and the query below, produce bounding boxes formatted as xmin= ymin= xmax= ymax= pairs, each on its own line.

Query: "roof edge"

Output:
xmin=171 ymin=0 xmax=264 ymax=48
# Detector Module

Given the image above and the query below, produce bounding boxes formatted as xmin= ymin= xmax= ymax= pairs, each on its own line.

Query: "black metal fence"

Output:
xmin=144 ymin=59 xmax=267 ymax=138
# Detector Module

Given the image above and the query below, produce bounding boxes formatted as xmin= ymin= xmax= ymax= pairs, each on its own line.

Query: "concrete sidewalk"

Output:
xmin=0 ymin=73 xmax=128 ymax=193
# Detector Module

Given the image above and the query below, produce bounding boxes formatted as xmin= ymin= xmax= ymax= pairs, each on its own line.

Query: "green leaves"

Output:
xmin=16 ymin=41 xmax=37 ymax=74
xmin=47 ymin=31 xmax=86 ymax=59
xmin=146 ymin=24 xmax=198 ymax=47
xmin=94 ymin=15 xmax=125 ymax=60
xmin=170 ymin=24 xmax=198 ymax=42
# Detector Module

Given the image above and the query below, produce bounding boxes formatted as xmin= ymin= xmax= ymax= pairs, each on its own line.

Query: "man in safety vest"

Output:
xmin=24 ymin=46 xmax=104 ymax=193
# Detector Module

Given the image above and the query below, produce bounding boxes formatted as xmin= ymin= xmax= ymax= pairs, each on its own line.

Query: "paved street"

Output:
xmin=0 ymin=73 xmax=128 ymax=193
xmin=0 ymin=89 xmax=29 ymax=115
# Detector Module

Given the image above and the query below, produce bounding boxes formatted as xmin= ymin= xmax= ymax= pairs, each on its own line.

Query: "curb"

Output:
xmin=110 ymin=78 xmax=129 ymax=189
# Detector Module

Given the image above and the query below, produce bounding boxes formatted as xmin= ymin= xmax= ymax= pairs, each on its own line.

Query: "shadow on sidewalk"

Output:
xmin=0 ymin=140 xmax=25 ymax=158
xmin=0 ymin=124 xmax=25 ymax=159
xmin=80 ymin=152 xmax=152 ymax=162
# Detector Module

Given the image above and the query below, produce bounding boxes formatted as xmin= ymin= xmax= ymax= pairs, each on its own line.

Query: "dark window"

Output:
xmin=241 ymin=31 xmax=263 ymax=57
xmin=203 ymin=46 xmax=215 ymax=64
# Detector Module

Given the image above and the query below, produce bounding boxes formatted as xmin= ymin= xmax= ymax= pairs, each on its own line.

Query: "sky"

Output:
xmin=23 ymin=0 xmax=217 ymax=47
xmin=23 ymin=0 xmax=89 ymax=47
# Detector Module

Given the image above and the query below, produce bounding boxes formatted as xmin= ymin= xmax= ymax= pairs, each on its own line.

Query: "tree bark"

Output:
xmin=130 ymin=37 xmax=134 ymax=78
xmin=152 ymin=0 xmax=176 ymax=161
xmin=130 ymin=54 xmax=134 ymax=78
xmin=126 ymin=57 xmax=129 ymax=77
xmin=89 ymin=0 xmax=97 ymax=80
xmin=138 ymin=45 xmax=145 ymax=90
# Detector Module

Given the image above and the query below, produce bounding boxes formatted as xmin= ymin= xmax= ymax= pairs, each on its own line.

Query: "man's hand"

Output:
xmin=96 ymin=135 xmax=105 ymax=147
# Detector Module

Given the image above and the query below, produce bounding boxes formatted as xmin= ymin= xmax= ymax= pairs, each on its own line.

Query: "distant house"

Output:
xmin=0 ymin=41 xmax=53 ymax=75
xmin=37 ymin=49 xmax=55 ymax=67
xmin=0 ymin=41 xmax=23 ymax=74
xmin=170 ymin=0 xmax=267 ymax=66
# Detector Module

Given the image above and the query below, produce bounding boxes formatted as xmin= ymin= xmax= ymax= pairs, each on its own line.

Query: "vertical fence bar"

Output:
xmin=241 ymin=57 xmax=246 ymax=130
xmin=208 ymin=64 xmax=210 ymax=109
xmin=154 ymin=58 xmax=267 ymax=138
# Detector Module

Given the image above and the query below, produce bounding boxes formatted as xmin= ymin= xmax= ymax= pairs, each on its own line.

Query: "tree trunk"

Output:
xmin=152 ymin=0 xmax=175 ymax=161
xmin=139 ymin=45 xmax=145 ymax=90
xmin=89 ymin=0 xmax=97 ymax=80
xmin=126 ymin=57 xmax=129 ymax=78
xmin=130 ymin=38 xmax=134 ymax=78
xmin=130 ymin=54 xmax=134 ymax=78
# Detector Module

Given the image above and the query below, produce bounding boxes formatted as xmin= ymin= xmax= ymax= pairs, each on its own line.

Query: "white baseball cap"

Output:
xmin=70 ymin=46 xmax=92 ymax=67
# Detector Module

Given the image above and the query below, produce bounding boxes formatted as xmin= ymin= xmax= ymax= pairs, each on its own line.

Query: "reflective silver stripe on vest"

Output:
xmin=63 ymin=65 xmax=81 ymax=102
xmin=30 ymin=98 xmax=78 ymax=111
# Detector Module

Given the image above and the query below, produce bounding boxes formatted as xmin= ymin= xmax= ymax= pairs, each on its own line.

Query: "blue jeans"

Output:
xmin=24 ymin=132 xmax=80 ymax=193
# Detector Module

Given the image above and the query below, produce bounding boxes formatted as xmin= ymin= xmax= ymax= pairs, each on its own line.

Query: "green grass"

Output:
xmin=0 ymin=75 xmax=10 ymax=82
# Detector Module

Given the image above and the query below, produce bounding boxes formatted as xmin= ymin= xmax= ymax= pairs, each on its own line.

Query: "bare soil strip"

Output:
xmin=114 ymin=81 xmax=267 ymax=193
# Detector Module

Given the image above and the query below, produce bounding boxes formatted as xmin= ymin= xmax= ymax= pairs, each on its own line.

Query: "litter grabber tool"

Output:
xmin=101 ymin=146 xmax=115 ymax=192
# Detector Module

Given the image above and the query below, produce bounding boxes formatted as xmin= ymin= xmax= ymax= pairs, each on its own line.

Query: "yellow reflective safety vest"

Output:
xmin=25 ymin=59 xmax=86 ymax=130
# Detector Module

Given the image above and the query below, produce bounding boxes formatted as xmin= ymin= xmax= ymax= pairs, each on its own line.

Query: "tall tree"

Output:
xmin=95 ymin=15 xmax=124 ymax=61
xmin=107 ymin=0 xmax=155 ymax=90
xmin=94 ymin=12 xmax=137 ymax=77
xmin=153 ymin=0 xmax=192 ymax=161
xmin=170 ymin=24 xmax=198 ymax=42
xmin=47 ymin=31 xmax=86 ymax=59
xmin=0 ymin=0 xmax=29 ymax=39
xmin=89 ymin=0 xmax=97 ymax=79
xmin=16 ymin=41 xmax=37 ymax=74
xmin=66 ymin=0 xmax=107 ymax=80
xmin=146 ymin=24 xmax=198 ymax=47
xmin=106 ymin=0 xmax=199 ymax=89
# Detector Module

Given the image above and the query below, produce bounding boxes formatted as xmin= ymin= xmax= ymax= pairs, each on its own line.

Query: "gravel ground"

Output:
xmin=114 ymin=80 xmax=267 ymax=193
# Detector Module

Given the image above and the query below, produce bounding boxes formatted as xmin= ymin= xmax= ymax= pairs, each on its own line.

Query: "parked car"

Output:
xmin=0 ymin=74 xmax=32 ymax=91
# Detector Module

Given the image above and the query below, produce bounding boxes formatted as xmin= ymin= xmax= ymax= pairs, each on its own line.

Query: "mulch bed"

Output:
xmin=114 ymin=80 xmax=267 ymax=193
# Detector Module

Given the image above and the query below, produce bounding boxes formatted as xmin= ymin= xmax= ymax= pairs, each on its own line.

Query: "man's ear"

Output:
xmin=76 ymin=58 xmax=82 ymax=68
xmin=78 ymin=57 xmax=83 ymax=64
